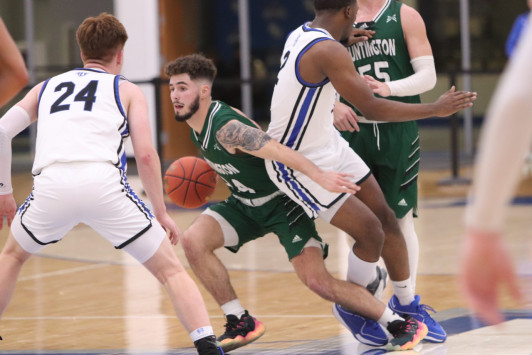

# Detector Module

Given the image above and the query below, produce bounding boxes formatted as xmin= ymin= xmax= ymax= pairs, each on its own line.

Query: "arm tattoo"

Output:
xmin=216 ymin=120 xmax=271 ymax=151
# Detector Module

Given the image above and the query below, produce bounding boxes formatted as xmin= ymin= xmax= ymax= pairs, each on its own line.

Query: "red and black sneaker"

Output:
xmin=217 ymin=310 xmax=265 ymax=352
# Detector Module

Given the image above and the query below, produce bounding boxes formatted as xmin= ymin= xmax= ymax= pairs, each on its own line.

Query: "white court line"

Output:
xmin=18 ymin=263 xmax=108 ymax=282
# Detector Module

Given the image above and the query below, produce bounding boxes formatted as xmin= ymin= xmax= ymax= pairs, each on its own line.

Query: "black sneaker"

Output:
xmin=194 ymin=335 xmax=224 ymax=355
xmin=385 ymin=315 xmax=428 ymax=351
xmin=217 ymin=310 xmax=265 ymax=352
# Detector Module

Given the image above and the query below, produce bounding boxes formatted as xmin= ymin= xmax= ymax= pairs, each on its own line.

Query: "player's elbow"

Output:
xmin=15 ymin=69 xmax=29 ymax=89
xmin=7 ymin=66 xmax=30 ymax=91
xmin=135 ymin=149 xmax=158 ymax=166
xmin=425 ymin=69 xmax=437 ymax=91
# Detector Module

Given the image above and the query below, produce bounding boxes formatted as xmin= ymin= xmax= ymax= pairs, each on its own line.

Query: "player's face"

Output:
xmin=169 ymin=74 xmax=201 ymax=122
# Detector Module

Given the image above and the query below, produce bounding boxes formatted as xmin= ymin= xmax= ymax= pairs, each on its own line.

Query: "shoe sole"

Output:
xmin=332 ymin=304 xmax=388 ymax=347
xmin=219 ymin=320 xmax=266 ymax=352
xmin=385 ymin=321 xmax=428 ymax=351
xmin=423 ymin=333 xmax=447 ymax=343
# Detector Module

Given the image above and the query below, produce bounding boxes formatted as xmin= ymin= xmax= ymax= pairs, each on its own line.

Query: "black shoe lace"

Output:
xmin=389 ymin=317 xmax=416 ymax=337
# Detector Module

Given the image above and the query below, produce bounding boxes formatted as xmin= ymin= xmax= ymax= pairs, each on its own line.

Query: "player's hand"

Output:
xmin=434 ymin=86 xmax=477 ymax=117
xmin=460 ymin=230 xmax=523 ymax=325
xmin=158 ymin=213 xmax=181 ymax=245
xmin=345 ymin=28 xmax=375 ymax=46
xmin=315 ymin=171 xmax=360 ymax=195
xmin=333 ymin=101 xmax=360 ymax=132
xmin=0 ymin=194 xmax=17 ymax=229
xmin=364 ymin=75 xmax=391 ymax=97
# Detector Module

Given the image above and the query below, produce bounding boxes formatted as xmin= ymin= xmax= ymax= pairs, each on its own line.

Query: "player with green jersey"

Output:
xmin=333 ymin=0 xmax=446 ymax=343
xmin=189 ymin=99 xmax=322 ymax=259
xmin=189 ymin=100 xmax=280 ymax=203
xmin=164 ymin=54 xmax=359 ymax=352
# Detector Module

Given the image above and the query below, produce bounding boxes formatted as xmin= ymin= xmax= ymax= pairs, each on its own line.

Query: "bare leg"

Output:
xmin=181 ymin=214 xmax=237 ymax=306
xmin=329 ymin=193 xmax=384 ymax=263
xmin=291 ymin=247 xmax=386 ymax=321
xmin=0 ymin=232 xmax=32 ymax=317
xmin=143 ymin=236 xmax=211 ymax=333
xmin=355 ymin=175 xmax=410 ymax=282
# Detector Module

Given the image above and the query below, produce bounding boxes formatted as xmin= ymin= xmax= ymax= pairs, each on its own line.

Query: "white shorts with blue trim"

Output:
xmin=266 ymin=132 xmax=370 ymax=222
xmin=11 ymin=162 xmax=165 ymax=263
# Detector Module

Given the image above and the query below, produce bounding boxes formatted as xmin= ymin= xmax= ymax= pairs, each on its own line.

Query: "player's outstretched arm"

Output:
xmin=312 ymin=40 xmax=476 ymax=122
xmin=460 ymin=23 xmax=532 ymax=325
xmin=0 ymin=18 xmax=29 ymax=108
xmin=216 ymin=120 xmax=360 ymax=195
xmin=0 ymin=84 xmax=40 ymax=229
xmin=122 ymin=82 xmax=180 ymax=244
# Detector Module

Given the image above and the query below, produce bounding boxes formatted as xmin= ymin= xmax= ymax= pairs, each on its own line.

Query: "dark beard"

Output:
xmin=174 ymin=96 xmax=200 ymax=122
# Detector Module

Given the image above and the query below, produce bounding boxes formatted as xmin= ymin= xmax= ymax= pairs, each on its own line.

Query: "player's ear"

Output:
xmin=116 ymin=48 xmax=124 ymax=65
xmin=344 ymin=2 xmax=356 ymax=19
xmin=200 ymin=83 xmax=211 ymax=98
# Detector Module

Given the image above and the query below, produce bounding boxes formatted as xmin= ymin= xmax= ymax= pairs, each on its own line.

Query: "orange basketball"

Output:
xmin=164 ymin=156 xmax=217 ymax=208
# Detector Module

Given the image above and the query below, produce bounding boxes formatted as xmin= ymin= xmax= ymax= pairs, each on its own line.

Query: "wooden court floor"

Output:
xmin=1 ymin=167 xmax=531 ymax=355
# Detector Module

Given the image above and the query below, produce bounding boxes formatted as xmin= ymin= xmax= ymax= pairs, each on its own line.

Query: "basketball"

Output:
xmin=164 ymin=156 xmax=218 ymax=208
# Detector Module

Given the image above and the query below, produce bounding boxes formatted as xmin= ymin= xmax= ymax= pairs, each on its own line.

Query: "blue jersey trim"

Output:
xmin=295 ymin=38 xmax=332 ymax=88
xmin=37 ymin=79 xmax=50 ymax=113
xmin=114 ymin=76 xmax=129 ymax=138
xmin=273 ymin=161 xmax=320 ymax=216
xmin=286 ymin=88 xmax=316 ymax=148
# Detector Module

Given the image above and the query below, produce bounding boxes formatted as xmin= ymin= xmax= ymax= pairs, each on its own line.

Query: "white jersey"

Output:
xmin=34 ymin=68 xmax=129 ymax=175
xmin=268 ymin=23 xmax=339 ymax=155
xmin=266 ymin=23 xmax=370 ymax=219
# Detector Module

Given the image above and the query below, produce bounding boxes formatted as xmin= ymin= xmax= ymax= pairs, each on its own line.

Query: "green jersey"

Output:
xmin=190 ymin=100 xmax=279 ymax=199
xmin=341 ymin=0 xmax=420 ymax=114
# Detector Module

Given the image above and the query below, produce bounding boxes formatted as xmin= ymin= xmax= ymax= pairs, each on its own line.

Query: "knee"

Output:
xmin=154 ymin=263 xmax=183 ymax=286
xmin=377 ymin=206 xmax=401 ymax=235
xmin=181 ymin=230 xmax=203 ymax=259
xmin=181 ymin=228 xmax=220 ymax=266
xmin=0 ymin=239 xmax=31 ymax=266
xmin=357 ymin=218 xmax=385 ymax=251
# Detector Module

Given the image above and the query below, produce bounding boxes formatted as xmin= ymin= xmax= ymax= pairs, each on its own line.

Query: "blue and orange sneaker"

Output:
xmin=388 ymin=295 xmax=447 ymax=343
xmin=217 ymin=310 xmax=265 ymax=352
xmin=385 ymin=315 xmax=428 ymax=351
xmin=333 ymin=303 xmax=388 ymax=347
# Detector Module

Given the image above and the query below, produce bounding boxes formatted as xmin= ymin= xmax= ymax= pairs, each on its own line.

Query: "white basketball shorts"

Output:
xmin=11 ymin=162 xmax=165 ymax=263
xmin=265 ymin=132 xmax=371 ymax=222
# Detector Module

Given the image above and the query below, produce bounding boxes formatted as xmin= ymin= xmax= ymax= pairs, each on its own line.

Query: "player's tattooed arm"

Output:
xmin=217 ymin=120 xmax=271 ymax=153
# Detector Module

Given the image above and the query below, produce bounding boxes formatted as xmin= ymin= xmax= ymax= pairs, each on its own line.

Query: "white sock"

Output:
xmin=377 ymin=307 xmax=403 ymax=328
xmin=391 ymin=279 xmax=415 ymax=305
xmin=190 ymin=326 xmax=214 ymax=342
xmin=397 ymin=210 xmax=419 ymax=291
xmin=221 ymin=299 xmax=246 ymax=318
xmin=346 ymin=247 xmax=378 ymax=287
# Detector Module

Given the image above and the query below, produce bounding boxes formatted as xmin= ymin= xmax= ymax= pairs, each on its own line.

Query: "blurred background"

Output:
xmin=0 ymin=0 xmax=528 ymax=177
